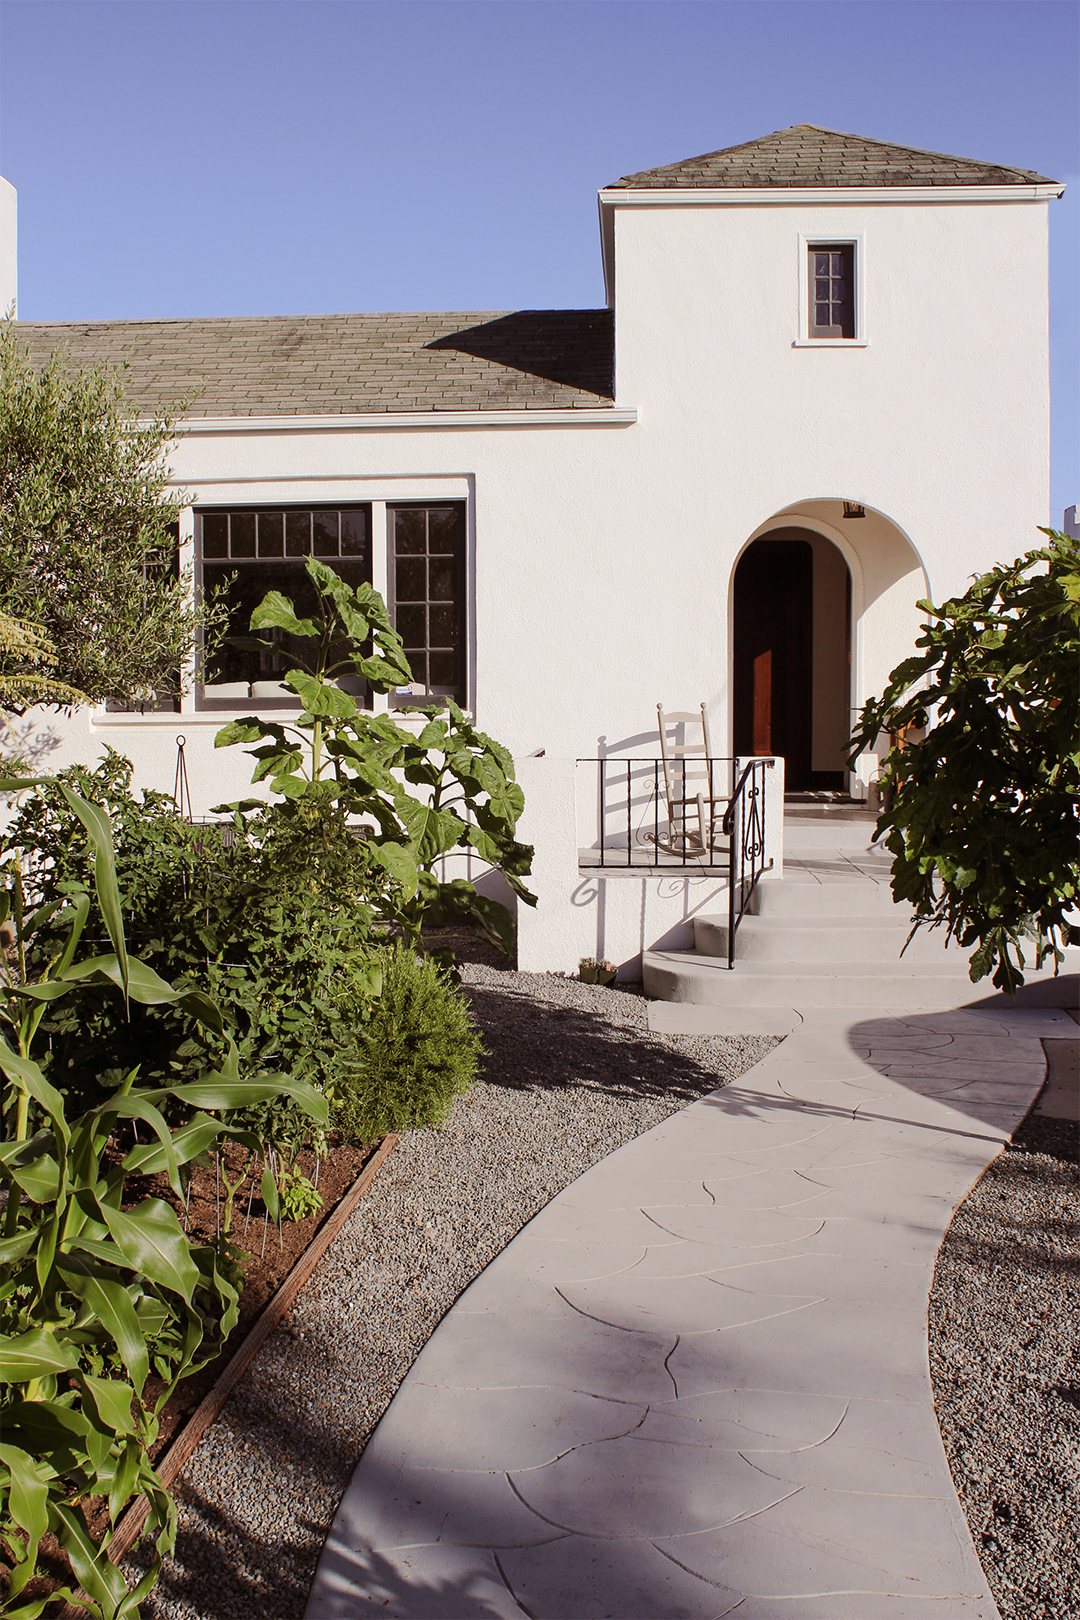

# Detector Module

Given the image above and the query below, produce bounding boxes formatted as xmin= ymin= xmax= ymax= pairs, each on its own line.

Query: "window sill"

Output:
xmin=91 ymin=704 xmax=472 ymax=729
xmin=792 ymin=338 xmax=869 ymax=348
xmin=91 ymin=710 xmax=258 ymax=728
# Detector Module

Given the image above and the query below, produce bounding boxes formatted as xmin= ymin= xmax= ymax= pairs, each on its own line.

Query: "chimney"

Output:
xmin=0 ymin=177 xmax=16 ymax=316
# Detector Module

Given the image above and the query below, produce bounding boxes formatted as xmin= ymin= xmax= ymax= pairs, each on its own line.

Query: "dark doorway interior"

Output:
xmin=733 ymin=534 xmax=843 ymax=792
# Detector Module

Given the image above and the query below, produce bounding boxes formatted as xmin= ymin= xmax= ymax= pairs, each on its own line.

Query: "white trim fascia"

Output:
xmin=174 ymin=406 xmax=636 ymax=436
xmin=598 ymin=195 xmax=616 ymax=308
xmin=598 ymin=183 xmax=1065 ymax=207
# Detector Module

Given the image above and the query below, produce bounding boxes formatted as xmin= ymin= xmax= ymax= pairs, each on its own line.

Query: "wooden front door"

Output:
xmin=732 ymin=536 xmax=813 ymax=789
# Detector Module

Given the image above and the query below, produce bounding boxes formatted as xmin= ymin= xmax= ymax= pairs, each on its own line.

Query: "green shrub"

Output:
xmin=1 ymin=750 xmax=386 ymax=1152
xmin=849 ymin=528 xmax=1080 ymax=993
xmin=333 ymin=942 xmax=484 ymax=1140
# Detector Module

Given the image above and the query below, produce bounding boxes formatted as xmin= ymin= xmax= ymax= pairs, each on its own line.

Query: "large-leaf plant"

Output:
xmin=215 ymin=560 xmax=534 ymax=956
xmin=848 ymin=529 xmax=1079 ymax=994
xmin=0 ymin=781 xmax=327 ymax=1618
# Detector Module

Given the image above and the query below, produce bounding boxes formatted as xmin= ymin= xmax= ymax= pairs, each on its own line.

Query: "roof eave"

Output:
xmin=598 ymin=181 xmax=1066 ymax=207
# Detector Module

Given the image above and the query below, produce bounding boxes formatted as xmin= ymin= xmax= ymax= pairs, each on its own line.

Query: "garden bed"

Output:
xmin=29 ymin=1136 xmax=397 ymax=1617
xmin=135 ymin=1137 xmax=378 ymax=1466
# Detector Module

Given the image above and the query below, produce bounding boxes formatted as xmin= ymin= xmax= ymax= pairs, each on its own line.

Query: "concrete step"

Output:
xmin=748 ymin=881 xmax=903 ymax=918
xmin=693 ymin=913 xmax=955 ymax=964
xmin=642 ymin=948 xmax=1080 ymax=1010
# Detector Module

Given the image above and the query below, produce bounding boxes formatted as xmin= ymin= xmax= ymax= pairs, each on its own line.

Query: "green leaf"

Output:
xmin=285 ymin=670 xmax=359 ymax=716
xmin=272 ymin=771 xmax=310 ymax=801
xmin=106 ymin=1095 xmax=182 ymax=1195
xmin=249 ymin=590 xmax=319 ymax=638
xmin=107 ymin=1434 xmax=143 ymax=1525
xmin=397 ymin=798 xmax=468 ymax=861
xmin=58 ymin=1262 xmax=150 ymax=1396
xmin=64 ymin=1235 xmax=135 ymax=1270
xmin=368 ymin=840 xmax=418 ymax=898
xmin=122 ymin=1112 xmax=229 ymax=1178
xmin=52 ymin=1497 xmax=126 ymax=1616
xmin=260 ymin=1161 xmax=281 ymax=1225
xmin=77 ymin=1374 xmax=137 ymax=1438
xmin=0 ymin=1040 xmax=70 ymax=1150
xmin=0 ymin=1131 xmax=62 ymax=1203
xmin=0 ymin=1399 xmax=92 ymax=1453
xmin=95 ymin=1198 xmax=199 ymax=1302
xmin=58 ymin=784 xmax=129 ymax=1002
xmin=151 ymin=1071 xmax=328 ymax=1125
xmin=0 ymin=1327 xmax=81 ymax=1380
xmin=34 ymin=1211 xmax=60 ymax=1298
xmin=0 ymin=1444 xmax=49 ymax=1604
xmin=214 ymin=719 xmax=270 ymax=747
xmin=0 ymin=1225 xmax=39 ymax=1268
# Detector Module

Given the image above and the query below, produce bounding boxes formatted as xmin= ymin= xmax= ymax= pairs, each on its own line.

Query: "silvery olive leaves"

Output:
xmin=849 ymin=529 xmax=1080 ymax=995
xmin=215 ymin=559 xmax=535 ymax=958
xmin=0 ymin=782 xmax=326 ymax=1617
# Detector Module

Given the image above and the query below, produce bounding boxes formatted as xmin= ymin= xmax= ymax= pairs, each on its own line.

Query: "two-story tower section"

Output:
xmin=598 ymin=124 xmax=1063 ymax=786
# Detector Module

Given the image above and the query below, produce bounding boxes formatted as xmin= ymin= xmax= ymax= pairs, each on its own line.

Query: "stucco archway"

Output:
xmin=728 ymin=499 xmax=929 ymax=793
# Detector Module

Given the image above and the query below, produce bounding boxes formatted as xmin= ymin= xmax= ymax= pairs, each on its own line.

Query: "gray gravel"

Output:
xmin=929 ymin=1109 xmax=1080 ymax=1620
xmin=129 ymin=967 xmax=778 ymax=1620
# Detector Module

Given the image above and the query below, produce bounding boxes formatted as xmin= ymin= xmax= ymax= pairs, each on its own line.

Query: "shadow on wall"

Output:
xmin=571 ymin=870 xmax=728 ymax=970
xmin=0 ymin=714 xmax=62 ymax=772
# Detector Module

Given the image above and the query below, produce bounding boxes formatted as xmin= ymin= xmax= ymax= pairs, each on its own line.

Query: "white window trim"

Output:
xmin=794 ymin=232 xmax=868 ymax=347
xmin=92 ymin=482 xmax=474 ymax=726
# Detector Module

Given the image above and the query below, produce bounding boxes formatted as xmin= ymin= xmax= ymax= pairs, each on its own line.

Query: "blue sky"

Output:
xmin=1 ymin=0 xmax=1076 ymax=522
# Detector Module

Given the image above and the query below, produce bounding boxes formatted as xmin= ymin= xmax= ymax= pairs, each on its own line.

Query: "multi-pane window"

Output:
xmin=197 ymin=506 xmax=371 ymax=707
xmin=390 ymin=505 xmax=466 ymax=704
xmin=809 ymin=244 xmax=855 ymax=339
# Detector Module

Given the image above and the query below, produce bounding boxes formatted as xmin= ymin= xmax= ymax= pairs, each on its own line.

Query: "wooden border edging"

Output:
xmin=59 ymin=1133 xmax=398 ymax=1615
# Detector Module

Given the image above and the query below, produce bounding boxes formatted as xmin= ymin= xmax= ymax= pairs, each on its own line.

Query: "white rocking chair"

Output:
xmin=645 ymin=703 xmax=726 ymax=859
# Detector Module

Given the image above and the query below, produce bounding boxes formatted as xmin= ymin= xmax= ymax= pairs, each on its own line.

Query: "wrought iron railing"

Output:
xmin=577 ymin=756 xmax=734 ymax=871
xmin=576 ymin=755 xmax=771 ymax=968
xmin=721 ymin=757 xmax=769 ymax=969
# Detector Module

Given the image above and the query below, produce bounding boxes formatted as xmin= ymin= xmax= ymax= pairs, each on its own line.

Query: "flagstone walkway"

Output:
xmin=307 ymin=1001 xmax=1072 ymax=1620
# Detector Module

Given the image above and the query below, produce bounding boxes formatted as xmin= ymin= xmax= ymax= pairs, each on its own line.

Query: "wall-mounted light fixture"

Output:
xmin=843 ymin=501 xmax=865 ymax=519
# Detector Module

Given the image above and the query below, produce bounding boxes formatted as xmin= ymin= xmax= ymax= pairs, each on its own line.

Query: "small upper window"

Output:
xmin=810 ymin=244 xmax=855 ymax=339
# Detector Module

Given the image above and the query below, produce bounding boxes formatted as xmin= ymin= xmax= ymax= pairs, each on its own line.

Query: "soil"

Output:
xmin=139 ymin=1136 xmax=375 ymax=1464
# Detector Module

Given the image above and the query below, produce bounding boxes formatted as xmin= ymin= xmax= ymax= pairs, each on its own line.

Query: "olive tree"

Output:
xmin=0 ymin=319 xmax=224 ymax=709
xmin=849 ymin=529 xmax=1079 ymax=994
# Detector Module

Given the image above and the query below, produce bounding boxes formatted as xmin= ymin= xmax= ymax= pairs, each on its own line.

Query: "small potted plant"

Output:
xmin=579 ymin=956 xmax=618 ymax=987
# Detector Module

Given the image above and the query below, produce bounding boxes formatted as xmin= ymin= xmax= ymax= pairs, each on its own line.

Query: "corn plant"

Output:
xmin=0 ymin=780 xmax=327 ymax=1618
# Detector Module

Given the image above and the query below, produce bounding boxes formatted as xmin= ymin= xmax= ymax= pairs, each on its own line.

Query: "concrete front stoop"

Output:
xmin=644 ymin=820 xmax=1080 ymax=1012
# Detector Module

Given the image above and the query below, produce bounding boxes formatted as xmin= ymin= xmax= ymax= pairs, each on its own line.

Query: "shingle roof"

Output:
xmin=609 ymin=124 xmax=1058 ymax=189
xmin=15 ymin=309 xmax=614 ymax=417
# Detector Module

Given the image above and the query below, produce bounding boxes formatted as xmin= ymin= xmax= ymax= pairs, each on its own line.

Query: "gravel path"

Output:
xmin=131 ymin=967 xmax=778 ymax=1620
xmin=929 ymin=1107 xmax=1080 ymax=1620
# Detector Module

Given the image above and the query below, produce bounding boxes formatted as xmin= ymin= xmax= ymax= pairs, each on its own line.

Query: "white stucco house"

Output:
xmin=1 ymin=126 xmax=1066 ymax=976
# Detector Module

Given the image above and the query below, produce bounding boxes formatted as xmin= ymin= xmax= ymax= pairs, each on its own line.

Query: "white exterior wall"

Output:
xmin=6 ymin=188 xmax=1054 ymax=975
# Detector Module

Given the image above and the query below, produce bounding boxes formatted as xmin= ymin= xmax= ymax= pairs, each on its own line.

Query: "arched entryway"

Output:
xmin=732 ymin=528 xmax=851 ymax=791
